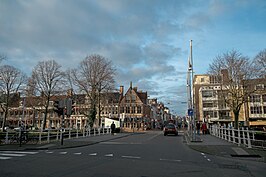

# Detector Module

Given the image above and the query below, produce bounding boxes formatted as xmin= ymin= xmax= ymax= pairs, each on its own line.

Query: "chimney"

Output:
xmin=119 ymin=86 xmax=124 ymax=96
xmin=220 ymin=69 xmax=229 ymax=84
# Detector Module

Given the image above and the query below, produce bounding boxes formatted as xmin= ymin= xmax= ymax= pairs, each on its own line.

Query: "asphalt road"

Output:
xmin=0 ymin=131 xmax=265 ymax=177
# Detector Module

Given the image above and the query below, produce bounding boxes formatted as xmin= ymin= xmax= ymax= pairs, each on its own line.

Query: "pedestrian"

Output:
xmin=111 ymin=122 xmax=116 ymax=135
xmin=196 ymin=121 xmax=200 ymax=135
xmin=202 ymin=122 xmax=207 ymax=135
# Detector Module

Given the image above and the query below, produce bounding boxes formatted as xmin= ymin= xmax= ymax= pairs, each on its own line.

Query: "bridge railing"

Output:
xmin=0 ymin=127 xmax=111 ymax=145
xmin=209 ymin=125 xmax=266 ymax=150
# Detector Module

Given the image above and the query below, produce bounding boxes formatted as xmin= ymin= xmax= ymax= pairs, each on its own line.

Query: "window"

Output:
xmin=264 ymin=106 xmax=266 ymax=114
xmin=126 ymin=106 xmax=130 ymax=113
xmin=201 ymin=78 xmax=205 ymax=82
xmin=203 ymin=101 xmax=217 ymax=108
xmin=262 ymin=95 xmax=266 ymax=102
xmin=203 ymin=111 xmax=217 ymax=118
xmin=202 ymin=90 xmax=214 ymax=97
xmin=250 ymin=95 xmax=261 ymax=102
xmin=137 ymin=106 xmax=142 ymax=113
xmin=250 ymin=106 xmax=262 ymax=114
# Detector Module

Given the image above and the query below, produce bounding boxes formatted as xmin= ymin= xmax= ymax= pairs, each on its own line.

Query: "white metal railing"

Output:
xmin=1 ymin=127 xmax=111 ymax=145
xmin=209 ymin=125 xmax=266 ymax=150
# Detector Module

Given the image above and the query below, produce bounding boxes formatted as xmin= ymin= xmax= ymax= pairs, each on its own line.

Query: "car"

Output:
xmin=163 ymin=123 xmax=178 ymax=136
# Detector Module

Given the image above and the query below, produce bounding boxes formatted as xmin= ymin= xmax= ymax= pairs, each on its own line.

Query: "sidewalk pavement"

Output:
xmin=185 ymin=132 xmax=266 ymax=163
xmin=0 ymin=133 xmax=131 ymax=151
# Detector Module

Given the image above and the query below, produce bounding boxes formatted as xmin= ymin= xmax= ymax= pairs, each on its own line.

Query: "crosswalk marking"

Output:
xmin=74 ymin=152 xmax=82 ymax=155
xmin=0 ymin=150 xmax=38 ymax=160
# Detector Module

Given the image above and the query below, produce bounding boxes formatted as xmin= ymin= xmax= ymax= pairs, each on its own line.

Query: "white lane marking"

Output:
xmin=207 ymin=159 xmax=211 ymax=161
xmin=0 ymin=151 xmax=38 ymax=155
xmin=0 ymin=153 xmax=26 ymax=157
xmin=74 ymin=152 xmax=82 ymax=155
xmin=89 ymin=153 xmax=97 ymax=156
xmin=59 ymin=152 xmax=67 ymax=154
xmin=159 ymin=158 xmax=181 ymax=162
xmin=45 ymin=151 xmax=54 ymax=154
xmin=121 ymin=155 xmax=141 ymax=159
xmin=105 ymin=154 xmax=113 ymax=157
xmin=0 ymin=156 xmax=12 ymax=160
xmin=201 ymin=153 xmax=205 ymax=155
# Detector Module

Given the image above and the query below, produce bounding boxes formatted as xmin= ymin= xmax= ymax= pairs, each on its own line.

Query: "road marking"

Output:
xmin=89 ymin=153 xmax=97 ymax=156
xmin=159 ymin=158 xmax=181 ymax=162
xmin=59 ymin=152 xmax=67 ymax=154
xmin=0 ymin=157 xmax=12 ymax=160
xmin=0 ymin=153 xmax=26 ymax=157
xmin=201 ymin=153 xmax=205 ymax=155
xmin=207 ymin=159 xmax=211 ymax=161
xmin=0 ymin=151 xmax=38 ymax=155
xmin=105 ymin=154 xmax=114 ymax=157
xmin=74 ymin=152 xmax=82 ymax=155
xmin=45 ymin=151 xmax=54 ymax=154
xmin=121 ymin=155 xmax=141 ymax=159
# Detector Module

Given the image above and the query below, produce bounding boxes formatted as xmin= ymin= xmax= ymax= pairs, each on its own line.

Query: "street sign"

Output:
xmin=188 ymin=109 xmax=193 ymax=116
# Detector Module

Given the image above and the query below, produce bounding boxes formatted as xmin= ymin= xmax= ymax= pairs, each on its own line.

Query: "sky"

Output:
xmin=0 ymin=0 xmax=266 ymax=116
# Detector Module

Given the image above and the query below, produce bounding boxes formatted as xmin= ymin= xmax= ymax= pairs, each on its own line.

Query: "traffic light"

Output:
xmin=54 ymin=100 xmax=64 ymax=116
xmin=66 ymin=98 xmax=75 ymax=117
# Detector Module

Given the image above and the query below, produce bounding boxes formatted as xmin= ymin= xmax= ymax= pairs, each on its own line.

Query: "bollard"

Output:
xmin=94 ymin=128 xmax=96 ymax=136
xmin=39 ymin=130 xmax=42 ymax=144
xmin=89 ymin=127 xmax=91 ymax=136
xmin=76 ymin=129 xmax=79 ymax=138
xmin=69 ymin=129 xmax=71 ymax=139
xmin=98 ymin=128 xmax=101 ymax=136
xmin=83 ymin=129 xmax=85 ymax=137
xmin=86 ymin=128 xmax=88 ymax=137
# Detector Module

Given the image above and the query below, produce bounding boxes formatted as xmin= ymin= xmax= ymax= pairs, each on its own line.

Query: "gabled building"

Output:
xmin=119 ymin=82 xmax=150 ymax=131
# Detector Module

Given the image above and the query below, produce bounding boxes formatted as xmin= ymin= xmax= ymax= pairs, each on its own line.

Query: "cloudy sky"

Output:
xmin=1 ymin=0 xmax=265 ymax=115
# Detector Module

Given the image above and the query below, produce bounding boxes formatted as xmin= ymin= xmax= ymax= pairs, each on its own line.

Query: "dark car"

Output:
xmin=163 ymin=123 xmax=178 ymax=136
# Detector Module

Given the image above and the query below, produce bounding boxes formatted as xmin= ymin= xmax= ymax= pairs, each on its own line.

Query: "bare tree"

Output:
xmin=208 ymin=50 xmax=256 ymax=128
xmin=70 ymin=54 xmax=116 ymax=127
xmin=253 ymin=49 xmax=266 ymax=78
xmin=0 ymin=65 xmax=27 ymax=131
xmin=31 ymin=60 xmax=66 ymax=130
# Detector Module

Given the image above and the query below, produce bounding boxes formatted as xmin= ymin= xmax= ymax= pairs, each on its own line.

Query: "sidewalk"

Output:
xmin=185 ymin=132 xmax=266 ymax=163
xmin=0 ymin=133 xmax=131 ymax=151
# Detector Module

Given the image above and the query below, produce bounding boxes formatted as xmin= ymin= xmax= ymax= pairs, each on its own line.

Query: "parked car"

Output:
xmin=163 ymin=123 xmax=178 ymax=136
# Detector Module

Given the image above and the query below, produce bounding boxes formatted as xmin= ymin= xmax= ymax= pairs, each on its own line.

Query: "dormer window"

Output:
xmin=255 ymin=84 xmax=264 ymax=91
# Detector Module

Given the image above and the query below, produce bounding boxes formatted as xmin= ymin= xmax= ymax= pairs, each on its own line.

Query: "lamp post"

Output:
xmin=187 ymin=40 xmax=196 ymax=141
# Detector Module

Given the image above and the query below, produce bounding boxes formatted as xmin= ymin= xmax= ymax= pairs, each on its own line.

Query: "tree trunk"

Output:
xmin=234 ymin=110 xmax=239 ymax=129
xmin=42 ymin=96 xmax=50 ymax=130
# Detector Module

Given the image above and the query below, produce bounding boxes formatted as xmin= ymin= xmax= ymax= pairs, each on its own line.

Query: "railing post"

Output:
xmin=242 ymin=127 xmax=246 ymax=146
xmin=56 ymin=129 xmax=59 ymax=140
xmin=5 ymin=130 xmax=9 ymax=144
xmin=83 ymin=129 xmax=85 ymax=137
xmin=76 ymin=129 xmax=79 ymax=138
xmin=98 ymin=128 xmax=101 ymax=136
xmin=232 ymin=128 xmax=236 ymax=144
xmin=89 ymin=127 xmax=91 ymax=136
xmin=69 ymin=129 xmax=71 ymax=139
xmin=94 ymin=128 xmax=96 ymax=136
xmin=246 ymin=127 xmax=252 ymax=148
xmin=47 ymin=129 xmax=50 ymax=143
xmin=238 ymin=128 xmax=241 ymax=146
xmin=228 ymin=127 xmax=231 ymax=142
xmin=39 ymin=130 xmax=42 ymax=144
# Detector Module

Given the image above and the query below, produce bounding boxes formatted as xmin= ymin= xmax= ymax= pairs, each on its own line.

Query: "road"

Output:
xmin=0 ymin=131 xmax=265 ymax=177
